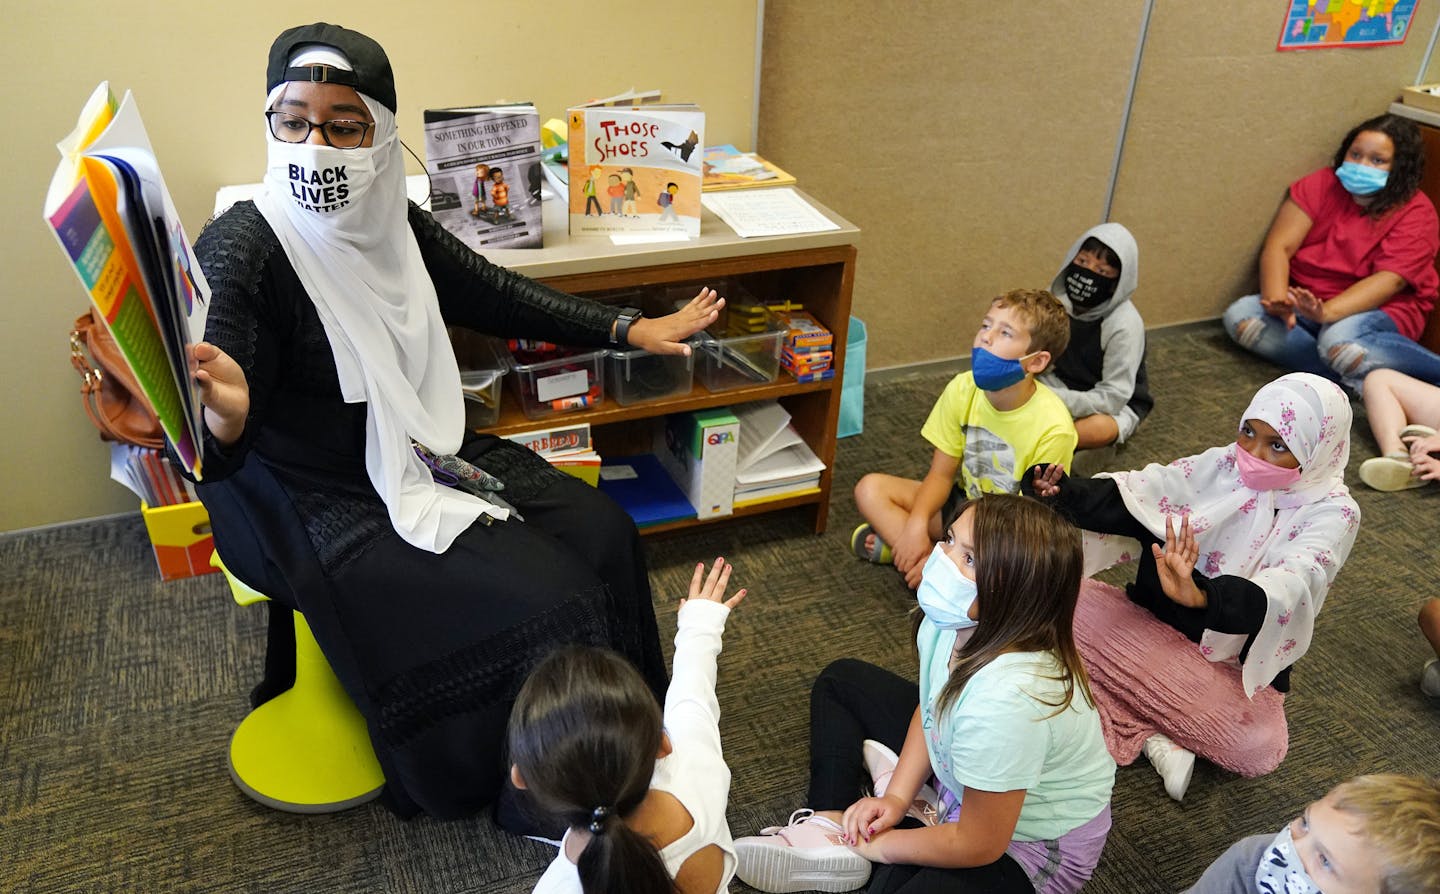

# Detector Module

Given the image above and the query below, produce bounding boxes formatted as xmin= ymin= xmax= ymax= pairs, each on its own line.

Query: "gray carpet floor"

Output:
xmin=3 ymin=325 xmax=1438 ymax=893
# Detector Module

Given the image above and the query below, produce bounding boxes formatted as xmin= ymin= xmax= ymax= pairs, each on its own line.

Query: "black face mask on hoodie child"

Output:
xmin=1063 ymin=262 xmax=1118 ymax=311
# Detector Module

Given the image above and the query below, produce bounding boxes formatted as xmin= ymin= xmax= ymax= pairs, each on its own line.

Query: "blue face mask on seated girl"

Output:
xmin=915 ymin=544 xmax=978 ymax=630
xmin=1335 ymin=161 xmax=1388 ymax=196
xmin=970 ymin=347 xmax=1035 ymax=391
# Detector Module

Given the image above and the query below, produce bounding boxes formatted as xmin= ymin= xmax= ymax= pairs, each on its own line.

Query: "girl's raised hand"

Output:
xmin=626 ymin=288 xmax=725 ymax=356
xmin=679 ymin=556 xmax=747 ymax=610
xmin=1032 ymin=463 xmax=1065 ymax=498
xmin=1152 ymin=514 xmax=1205 ymax=609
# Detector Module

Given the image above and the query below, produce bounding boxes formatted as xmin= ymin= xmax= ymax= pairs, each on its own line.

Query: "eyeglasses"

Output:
xmin=265 ymin=110 xmax=374 ymax=149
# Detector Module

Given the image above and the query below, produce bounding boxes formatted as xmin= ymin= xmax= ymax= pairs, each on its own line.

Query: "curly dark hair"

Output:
xmin=1332 ymin=114 xmax=1425 ymax=219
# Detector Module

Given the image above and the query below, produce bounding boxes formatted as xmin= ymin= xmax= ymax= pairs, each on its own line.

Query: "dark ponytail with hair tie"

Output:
xmin=508 ymin=646 xmax=678 ymax=894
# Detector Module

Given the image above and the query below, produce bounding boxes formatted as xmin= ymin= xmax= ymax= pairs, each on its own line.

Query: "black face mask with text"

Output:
xmin=1063 ymin=262 xmax=1118 ymax=311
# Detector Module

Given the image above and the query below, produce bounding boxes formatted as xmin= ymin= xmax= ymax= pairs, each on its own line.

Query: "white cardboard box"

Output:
xmin=656 ymin=408 xmax=739 ymax=519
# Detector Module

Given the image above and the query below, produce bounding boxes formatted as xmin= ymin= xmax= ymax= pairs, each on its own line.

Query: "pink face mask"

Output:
xmin=1234 ymin=443 xmax=1302 ymax=491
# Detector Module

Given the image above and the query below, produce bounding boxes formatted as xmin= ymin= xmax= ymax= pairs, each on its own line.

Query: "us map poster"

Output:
xmin=1277 ymin=0 xmax=1417 ymax=50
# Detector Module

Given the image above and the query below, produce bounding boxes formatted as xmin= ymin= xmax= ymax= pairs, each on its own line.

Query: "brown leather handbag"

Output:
xmin=69 ymin=308 xmax=165 ymax=449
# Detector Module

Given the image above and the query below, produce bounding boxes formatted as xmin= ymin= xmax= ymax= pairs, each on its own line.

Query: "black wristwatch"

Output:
xmin=611 ymin=306 xmax=643 ymax=346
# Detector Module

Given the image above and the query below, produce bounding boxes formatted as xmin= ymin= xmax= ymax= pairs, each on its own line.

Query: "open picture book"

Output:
xmin=44 ymin=82 xmax=210 ymax=479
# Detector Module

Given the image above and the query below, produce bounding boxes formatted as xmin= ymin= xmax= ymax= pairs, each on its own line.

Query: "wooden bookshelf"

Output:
xmin=471 ymin=191 xmax=860 ymax=534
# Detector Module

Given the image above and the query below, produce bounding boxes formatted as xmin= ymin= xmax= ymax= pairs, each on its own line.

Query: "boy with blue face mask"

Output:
xmin=852 ymin=288 xmax=1075 ymax=589
xmin=1183 ymin=773 xmax=1440 ymax=894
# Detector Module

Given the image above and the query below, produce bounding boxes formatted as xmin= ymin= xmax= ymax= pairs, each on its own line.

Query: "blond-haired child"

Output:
xmin=1184 ymin=774 xmax=1440 ymax=894
xmin=852 ymin=289 xmax=1075 ymax=589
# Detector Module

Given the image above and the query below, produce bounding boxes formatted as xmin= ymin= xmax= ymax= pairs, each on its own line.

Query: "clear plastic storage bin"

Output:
xmin=454 ymin=334 xmax=510 ymax=428
xmin=605 ymin=347 xmax=694 ymax=405
xmin=507 ymin=344 xmax=606 ymax=420
xmin=662 ymin=279 xmax=784 ymax=392
xmin=690 ymin=325 xmax=784 ymax=392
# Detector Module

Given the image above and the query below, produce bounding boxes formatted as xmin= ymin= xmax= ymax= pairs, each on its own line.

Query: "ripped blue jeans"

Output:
xmin=1222 ymin=293 xmax=1440 ymax=391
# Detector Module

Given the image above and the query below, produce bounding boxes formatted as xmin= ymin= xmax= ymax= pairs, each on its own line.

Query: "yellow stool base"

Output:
xmin=227 ymin=611 xmax=385 ymax=813
xmin=212 ymin=553 xmax=385 ymax=813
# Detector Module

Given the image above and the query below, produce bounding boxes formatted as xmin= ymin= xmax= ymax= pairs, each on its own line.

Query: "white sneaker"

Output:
xmin=1142 ymin=733 xmax=1195 ymax=802
xmin=734 ymin=808 xmax=871 ymax=893
xmin=1422 ymin=659 xmax=1440 ymax=698
xmin=861 ymin=739 xmax=942 ymax=825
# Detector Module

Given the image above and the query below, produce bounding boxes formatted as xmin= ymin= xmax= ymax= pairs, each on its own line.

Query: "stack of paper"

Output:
xmin=732 ymin=401 xmax=825 ymax=507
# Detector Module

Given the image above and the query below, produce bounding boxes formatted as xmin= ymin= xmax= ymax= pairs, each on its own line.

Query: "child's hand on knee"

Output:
xmin=841 ymin=794 xmax=905 ymax=848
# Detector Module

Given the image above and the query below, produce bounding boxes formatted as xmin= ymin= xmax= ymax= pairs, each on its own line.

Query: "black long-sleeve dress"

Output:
xmin=193 ymin=200 xmax=667 ymax=818
xmin=1021 ymin=466 xmax=1285 ymax=692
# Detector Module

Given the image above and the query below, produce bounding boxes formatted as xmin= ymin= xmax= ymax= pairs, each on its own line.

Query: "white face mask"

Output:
xmin=1254 ymin=825 xmax=1321 ymax=894
xmin=915 ymin=544 xmax=978 ymax=630
xmin=264 ymin=141 xmax=379 ymax=216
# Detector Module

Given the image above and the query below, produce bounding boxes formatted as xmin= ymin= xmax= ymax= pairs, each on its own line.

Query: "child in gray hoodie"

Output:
xmin=1039 ymin=223 xmax=1152 ymax=461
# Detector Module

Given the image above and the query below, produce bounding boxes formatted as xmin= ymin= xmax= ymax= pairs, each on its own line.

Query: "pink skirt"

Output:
xmin=1074 ymin=579 xmax=1288 ymax=777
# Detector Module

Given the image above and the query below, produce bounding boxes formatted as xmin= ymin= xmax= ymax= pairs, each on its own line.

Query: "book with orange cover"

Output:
xmin=567 ymin=97 xmax=704 ymax=237
xmin=702 ymin=144 xmax=797 ymax=192
xmin=43 ymin=83 xmax=210 ymax=478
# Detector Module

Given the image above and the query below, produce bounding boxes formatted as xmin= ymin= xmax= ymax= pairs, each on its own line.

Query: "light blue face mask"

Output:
xmin=970 ymin=347 xmax=1034 ymax=391
xmin=915 ymin=543 xmax=978 ymax=630
xmin=1335 ymin=161 xmax=1388 ymax=196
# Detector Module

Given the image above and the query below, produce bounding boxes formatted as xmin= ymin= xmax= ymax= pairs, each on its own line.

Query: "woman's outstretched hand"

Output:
xmin=626 ymin=287 xmax=724 ymax=356
xmin=679 ymin=556 xmax=747 ymax=611
xmin=1031 ymin=463 xmax=1065 ymax=498
xmin=191 ymin=341 xmax=249 ymax=447
xmin=1152 ymin=514 xmax=1206 ymax=609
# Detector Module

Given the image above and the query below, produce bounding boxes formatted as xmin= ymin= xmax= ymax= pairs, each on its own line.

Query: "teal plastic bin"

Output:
xmin=837 ymin=316 xmax=866 ymax=438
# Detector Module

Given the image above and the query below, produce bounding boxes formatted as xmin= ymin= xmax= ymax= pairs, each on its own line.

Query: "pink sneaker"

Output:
xmin=734 ymin=809 xmax=871 ymax=893
xmin=862 ymin=739 xmax=942 ymax=825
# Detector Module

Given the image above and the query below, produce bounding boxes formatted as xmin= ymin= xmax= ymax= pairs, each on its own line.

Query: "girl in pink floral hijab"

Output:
xmin=1025 ymin=373 xmax=1360 ymax=802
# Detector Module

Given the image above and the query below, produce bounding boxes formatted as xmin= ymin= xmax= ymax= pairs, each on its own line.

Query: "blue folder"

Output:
xmin=597 ymin=453 xmax=697 ymax=527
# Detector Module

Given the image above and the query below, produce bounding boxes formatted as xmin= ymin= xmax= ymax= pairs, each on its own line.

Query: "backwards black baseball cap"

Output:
xmin=266 ymin=22 xmax=396 ymax=113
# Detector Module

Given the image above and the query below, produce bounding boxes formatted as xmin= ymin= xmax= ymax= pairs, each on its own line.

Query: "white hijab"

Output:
xmin=1085 ymin=373 xmax=1360 ymax=696
xmin=253 ymin=46 xmax=507 ymax=553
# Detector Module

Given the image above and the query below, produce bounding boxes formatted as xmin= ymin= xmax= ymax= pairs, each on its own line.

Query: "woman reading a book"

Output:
xmin=188 ymin=22 xmax=723 ymax=822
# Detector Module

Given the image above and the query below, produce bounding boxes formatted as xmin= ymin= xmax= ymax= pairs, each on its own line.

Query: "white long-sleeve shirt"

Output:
xmin=532 ymin=599 xmax=737 ymax=893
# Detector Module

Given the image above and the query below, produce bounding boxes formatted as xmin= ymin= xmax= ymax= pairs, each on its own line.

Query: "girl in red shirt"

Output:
xmin=1223 ymin=114 xmax=1440 ymax=390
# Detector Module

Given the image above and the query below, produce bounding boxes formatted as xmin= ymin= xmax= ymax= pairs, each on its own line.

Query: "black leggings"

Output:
xmin=808 ymin=659 xmax=1034 ymax=894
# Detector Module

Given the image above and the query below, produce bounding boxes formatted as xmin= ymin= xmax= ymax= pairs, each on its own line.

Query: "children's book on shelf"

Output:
xmin=43 ymin=82 xmax=210 ymax=479
xmin=423 ymin=103 xmax=544 ymax=250
xmin=702 ymin=144 xmax=797 ymax=192
xmin=567 ymin=95 xmax=705 ymax=237
xmin=505 ymin=421 xmax=601 ymax=485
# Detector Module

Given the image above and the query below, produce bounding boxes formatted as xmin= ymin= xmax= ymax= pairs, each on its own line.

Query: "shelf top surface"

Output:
xmin=214 ymin=179 xmax=860 ymax=280
xmin=480 ymin=187 xmax=861 ymax=279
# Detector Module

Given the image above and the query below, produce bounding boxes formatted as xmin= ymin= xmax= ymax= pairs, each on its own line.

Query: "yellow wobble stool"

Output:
xmin=211 ymin=552 xmax=385 ymax=813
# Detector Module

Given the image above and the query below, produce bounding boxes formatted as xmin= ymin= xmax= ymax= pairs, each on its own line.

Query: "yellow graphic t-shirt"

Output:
xmin=920 ymin=372 xmax=1076 ymax=498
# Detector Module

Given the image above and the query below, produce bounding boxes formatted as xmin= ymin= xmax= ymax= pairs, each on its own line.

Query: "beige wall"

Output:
xmin=759 ymin=2 xmax=1436 ymax=368
xmin=9 ymin=3 xmax=1434 ymax=530
xmin=3 ymin=1 xmax=758 ymax=531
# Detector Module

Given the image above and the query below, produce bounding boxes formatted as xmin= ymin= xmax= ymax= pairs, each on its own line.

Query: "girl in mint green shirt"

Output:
xmin=735 ymin=495 xmax=1116 ymax=894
